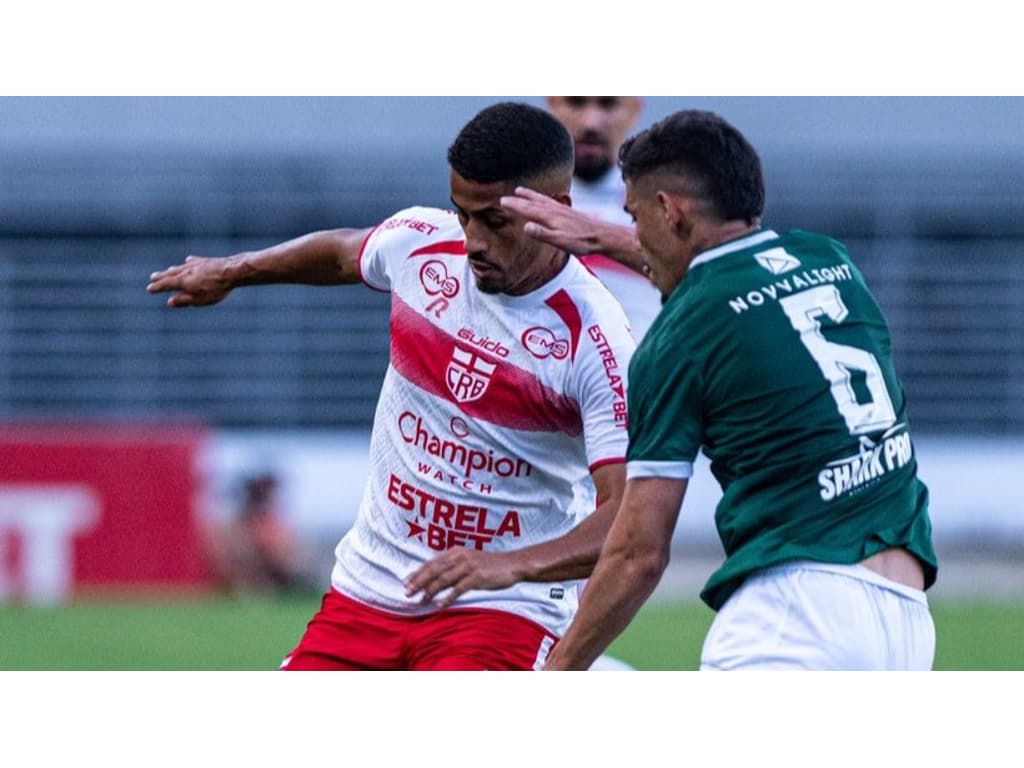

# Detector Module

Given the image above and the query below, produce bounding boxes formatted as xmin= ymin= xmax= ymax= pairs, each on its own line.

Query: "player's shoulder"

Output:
xmin=371 ymin=206 xmax=462 ymax=251
xmin=562 ymin=258 xmax=631 ymax=320
xmin=554 ymin=259 xmax=635 ymax=352
xmin=686 ymin=227 xmax=847 ymax=294
xmin=380 ymin=205 xmax=455 ymax=227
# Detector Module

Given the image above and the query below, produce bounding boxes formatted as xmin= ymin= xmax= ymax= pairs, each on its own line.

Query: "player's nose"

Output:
xmin=580 ymin=106 xmax=607 ymax=132
xmin=463 ymin=228 xmax=487 ymax=256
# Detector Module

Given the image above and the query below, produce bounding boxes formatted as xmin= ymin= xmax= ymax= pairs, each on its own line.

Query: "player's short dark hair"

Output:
xmin=619 ymin=110 xmax=765 ymax=224
xmin=448 ymin=102 xmax=574 ymax=185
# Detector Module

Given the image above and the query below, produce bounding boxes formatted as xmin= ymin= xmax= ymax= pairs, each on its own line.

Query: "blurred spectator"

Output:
xmin=546 ymin=96 xmax=661 ymax=341
xmin=204 ymin=472 xmax=315 ymax=595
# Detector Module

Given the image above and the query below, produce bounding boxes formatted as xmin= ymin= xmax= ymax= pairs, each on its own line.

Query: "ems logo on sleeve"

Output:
xmin=446 ymin=346 xmax=496 ymax=403
xmin=754 ymin=248 xmax=801 ymax=275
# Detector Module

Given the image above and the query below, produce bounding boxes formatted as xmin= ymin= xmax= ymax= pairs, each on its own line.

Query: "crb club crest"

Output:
xmin=446 ymin=346 xmax=496 ymax=403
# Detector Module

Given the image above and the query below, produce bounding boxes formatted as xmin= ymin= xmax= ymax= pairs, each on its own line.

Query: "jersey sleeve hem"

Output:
xmin=626 ymin=460 xmax=693 ymax=480
xmin=588 ymin=456 xmax=625 ymax=474
xmin=357 ymin=224 xmax=391 ymax=293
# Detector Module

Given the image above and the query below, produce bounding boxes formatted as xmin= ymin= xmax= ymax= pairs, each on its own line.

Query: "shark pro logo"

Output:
xmin=446 ymin=346 xmax=496 ymax=403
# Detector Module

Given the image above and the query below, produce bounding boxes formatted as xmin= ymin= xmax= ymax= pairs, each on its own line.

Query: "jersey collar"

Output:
xmin=487 ymin=254 xmax=580 ymax=307
xmin=689 ymin=229 xmax=779 ymax=271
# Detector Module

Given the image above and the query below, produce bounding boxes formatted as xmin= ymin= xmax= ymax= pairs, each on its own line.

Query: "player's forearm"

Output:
xmin=589 ymin=222 xmax=647 ymax=275
xmin=506 ymin=494 xmax=620 ymax=583
xmin=503 ymin=188 xmax=647 ymax=274
xmin=544 ymin=545 xmax=668 ymax=670
xmin=226 ymin=229 xmax=367 ymax=287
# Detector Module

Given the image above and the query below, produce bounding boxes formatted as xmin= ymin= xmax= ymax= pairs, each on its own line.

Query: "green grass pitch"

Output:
xmin=1 ymin=596 xmax=1021 ymax=670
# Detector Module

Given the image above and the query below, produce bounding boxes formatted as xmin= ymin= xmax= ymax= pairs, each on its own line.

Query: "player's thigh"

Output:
xmin=408 ymin=609 xmax=557 ymax=671
xmin=281 ymin=589 xmax=407 ymax=671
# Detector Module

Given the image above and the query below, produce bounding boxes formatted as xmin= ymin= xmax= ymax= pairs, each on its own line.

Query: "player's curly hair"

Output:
xmin=619 ymin=110 xmax=765 ymax=224
xmin=448 ymin=102 xmax=574 ymax=185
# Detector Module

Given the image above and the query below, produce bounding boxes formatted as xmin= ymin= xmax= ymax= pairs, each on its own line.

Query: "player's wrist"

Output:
xmin=588 ymin=222 xmax=642 ymax=271
xmin=221 ymin=253 xmax=252 ymax=288
xmin=225 ymin=249 xmax=282 ymax=288
xmin=502 ymin=550 xmax=533 ymax=583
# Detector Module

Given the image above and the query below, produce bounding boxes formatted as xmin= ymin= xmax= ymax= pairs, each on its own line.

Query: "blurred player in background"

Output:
xmin=148 ymin=102 xmax=636 ymax=670
xmin=206 ymin=472 xmax=315 ymax=595
xmin=546 ymin=96 xmax=661 ymax=341
xmin=505 ymin=109 xmax=938 ymax=670
xmin=228 ymin=473 xmax=293 ymax=590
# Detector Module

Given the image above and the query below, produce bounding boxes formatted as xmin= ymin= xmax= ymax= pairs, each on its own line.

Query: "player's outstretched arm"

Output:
xmin=544 ymin=476 xmax=687 ymax=670
xmin=403 ymin=462 xmax=626 ymax=608
xmin=501 ymin=187 xmax=647 ymax=275
xmin=146 ymin=228 xmax=372 ymax=307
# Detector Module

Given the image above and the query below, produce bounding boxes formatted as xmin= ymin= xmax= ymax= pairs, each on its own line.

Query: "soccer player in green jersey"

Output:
xmin=504 ymin=109 xmax=937 ymax=670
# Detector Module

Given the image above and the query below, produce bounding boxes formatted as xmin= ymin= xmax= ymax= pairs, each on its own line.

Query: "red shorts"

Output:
xmin=281 ymin=589 xmax=558 ymax=670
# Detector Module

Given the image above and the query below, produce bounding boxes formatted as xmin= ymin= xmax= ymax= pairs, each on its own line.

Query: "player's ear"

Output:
xmin=657 ymin=190 xmax=690 ymax=237
xmin=656 ymin=189 xmax=678 ymax=220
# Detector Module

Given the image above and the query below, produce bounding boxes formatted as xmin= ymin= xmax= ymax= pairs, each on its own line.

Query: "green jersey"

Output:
xmin=627 ymin=229 xmax=937 ymax=610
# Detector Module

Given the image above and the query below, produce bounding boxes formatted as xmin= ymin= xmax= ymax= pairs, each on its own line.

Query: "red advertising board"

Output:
xmin=0 ymin=425 xmax=210 ymax=602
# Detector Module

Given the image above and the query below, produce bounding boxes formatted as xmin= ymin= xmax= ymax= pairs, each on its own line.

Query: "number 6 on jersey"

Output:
xmin=780 ymin=284 xmax=897 ymax=435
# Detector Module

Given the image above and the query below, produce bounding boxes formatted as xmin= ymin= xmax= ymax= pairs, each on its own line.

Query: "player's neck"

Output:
xmin=690 ymin=220 xmax=761 ymax=264
xmin=506 ymin=250 xmax=569 ymax=296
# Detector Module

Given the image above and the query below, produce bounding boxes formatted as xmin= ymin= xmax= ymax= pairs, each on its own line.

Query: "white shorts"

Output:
xmin=700 ymin=560 xmax=936 ymax=670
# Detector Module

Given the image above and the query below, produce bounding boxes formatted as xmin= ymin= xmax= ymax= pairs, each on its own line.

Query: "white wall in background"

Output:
xmin=203 ymin=432 xmax=1024 ymax=552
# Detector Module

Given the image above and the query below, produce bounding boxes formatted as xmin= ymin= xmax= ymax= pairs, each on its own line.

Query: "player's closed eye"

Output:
xmin=452 ymin=206 xmax=506 ymax=232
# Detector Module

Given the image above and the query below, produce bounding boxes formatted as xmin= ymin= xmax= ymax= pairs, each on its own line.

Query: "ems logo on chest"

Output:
xmin=521 ymin=326 xmax=569 ymax=360
xmin=446 ymin=345 xmax=496 ymax=403
xmin=420 ymin=259 xmax=460 ymax=318
xmin=419 ymin=260 xmax=460 ymax=298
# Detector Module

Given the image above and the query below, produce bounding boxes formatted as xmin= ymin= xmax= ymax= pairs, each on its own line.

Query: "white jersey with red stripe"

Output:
xmin=571 ymin=170 xmax=662 ymax=341
xmin=330 ymin=205 xmax=635 ymax=636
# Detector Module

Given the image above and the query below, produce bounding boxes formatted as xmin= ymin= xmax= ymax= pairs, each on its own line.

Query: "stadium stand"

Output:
xmin=2 ymin=149 xmax=1023 ymax=434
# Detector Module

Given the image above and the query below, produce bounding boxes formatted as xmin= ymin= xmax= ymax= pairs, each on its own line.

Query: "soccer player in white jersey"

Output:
xmin=546 ymin=97 xmax=661 ymax=341
xmin=147 ymin=102 xmax=636 ymax=670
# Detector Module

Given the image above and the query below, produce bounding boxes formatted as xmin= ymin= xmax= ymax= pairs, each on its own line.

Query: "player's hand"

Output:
xmin=404 ymin=548 xmax=523 ymax=608
xmin=147 ymin=255 xmax=234 ymax=307
xmin=500 ymin=186 xmax=622 ymax=255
